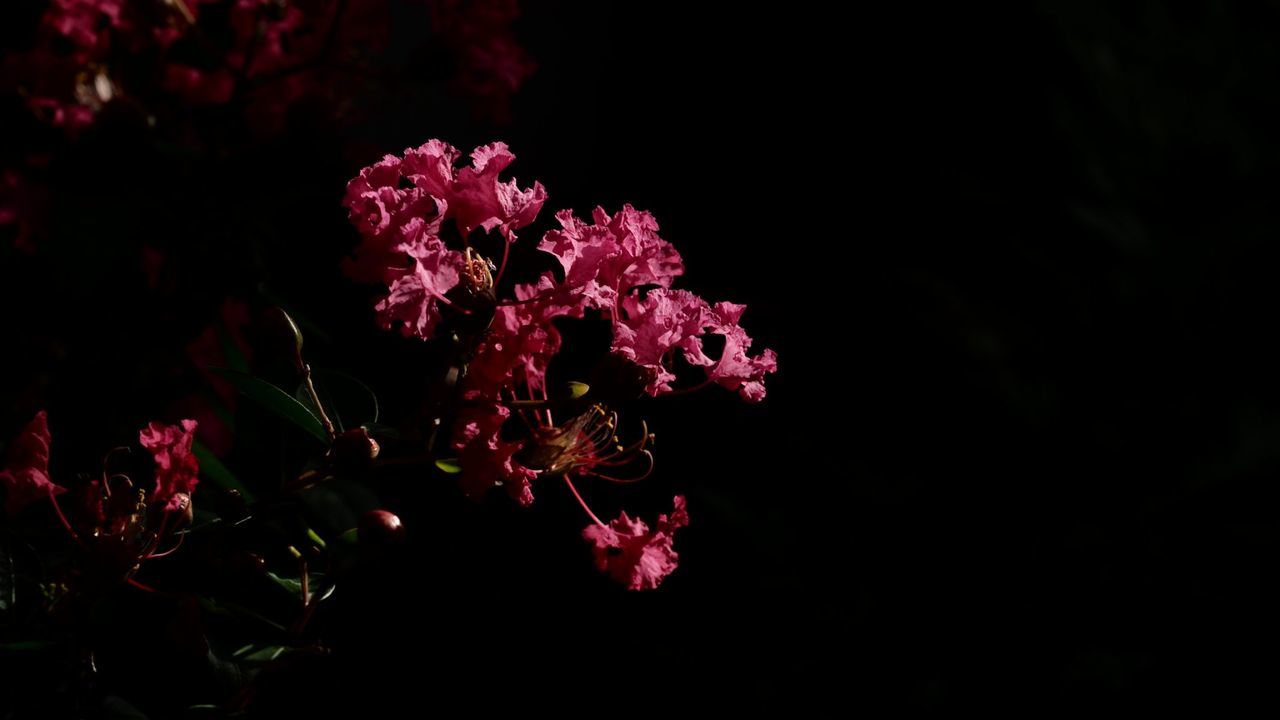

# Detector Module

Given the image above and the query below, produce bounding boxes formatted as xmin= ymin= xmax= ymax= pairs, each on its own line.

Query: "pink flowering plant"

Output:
xmin=0 ymin=136 xmax=775 ymax=712
xmin=341 ymin=138 xmax=776 ymax=588
xmin=0 ymin=3 xmax=777 ymax=715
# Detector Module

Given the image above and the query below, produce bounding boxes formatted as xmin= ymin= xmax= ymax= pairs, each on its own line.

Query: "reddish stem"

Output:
xmin=127 ymin=578 xmax=156 ymax=593
xmin=563 ymin=476 xmax=607 ymax=528
xmin=47 ymin=489 xmax=81 ymax=545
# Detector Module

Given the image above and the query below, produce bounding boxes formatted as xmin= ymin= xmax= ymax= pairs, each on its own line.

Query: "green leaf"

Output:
xmin=191 ymin=441 xmax=256 ymax=503
xmin=197 ymin=597 xmax=286 ymax=634
xmin=209 ymin=368 xmax=328 ymax=442
xmin=0 ymin=640 xmax=55 ymax=652
xmin=567 ymin=381 xmax=591 ymax=399
xmin=337 ymin=528 xmax=358 ymax=545
xmin=239 ymin=645 xmax=290 ymax=664
xmin=277 ymin=307 xmax=306 ymax=356
xmin=266 ymin=571 xmax=303 ymax=599
xmin=294 ymin=369 xmax=379 ymax=432
xmin=305 ymin=527 xmax=327 ymax=549
xmin=434 ymin=459 xmax=462 ymax=474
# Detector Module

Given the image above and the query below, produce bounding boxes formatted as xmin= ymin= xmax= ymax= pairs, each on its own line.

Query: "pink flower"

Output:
xmin=344 ymin=140 xmax=546 ymax=340
xmin=538 ymin=206 xmax=684 ymax=309
xmin=139 ymin=419 xmax=200 ymax=513
xmin=343 ymin=157 xmax=441 ymax=280
xmin=374 ymin=232 xmax=465 ymax=339
xmin=611 ymin=288 xmax=712 ymax=395
xmin=466 ymin=282 xmax=564 ymax=398
xmin=162 ymin=65 xmax=236 ymax=105
xmin=183 ymin=299 xmax=254 ymax=455
xmin=0 ymin=170 xmax=47 ymax=254
xmin=452 ymin=401 xmax=537 ymax=506
xmin=47 ymin=0 xmax=127 ymax=52
xmin=703 ymin=302 xmax=778 ymax=402
xmin=582 ymin=496 xmax=689 ymax=591
xmin=0 ymin=411 xmax=65 ymax=518
xmin=610 ymin=290 xmax=777 ymax=401
xmin=428 ymin=0 xmax=536 ymax=123
xmin=402 ymin=140 xmax=547 ymax=240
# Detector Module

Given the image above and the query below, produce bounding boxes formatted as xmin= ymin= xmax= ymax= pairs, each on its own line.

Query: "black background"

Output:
xmin=3 ymin=1 xmax=1279 ymax=715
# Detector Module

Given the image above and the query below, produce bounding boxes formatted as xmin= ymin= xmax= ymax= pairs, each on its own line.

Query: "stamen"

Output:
xmin=588 ymin=450 xmax=655 ymax=483
xmin=462 ymin=248 xmax=494 ymax=295
xmin=145 ymin=531 xmax=185 ymax=560
xmin=494 ymin=238 xmax=512 ymax=287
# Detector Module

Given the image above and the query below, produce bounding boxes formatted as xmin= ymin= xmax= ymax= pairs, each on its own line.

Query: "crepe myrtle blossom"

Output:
xmin=6 ymin=1 xmax=379 ymax=131
xmin=611 ymin=290 xmax=779 ymax=401
xmin=582 ymin=495 xmax=689 ymax=591
xmin=0 ymin=411 xmax=64 ymax=518
xmin=138 ymin=419 xmax=200 ymax=513
xmin=0 ymin=412 xmax=199 ymax=577
xmin=427 ymin=0 xmax=536 ymax=123
xmin=345 ymin=138 xmax=776 ymax=589
xmin=342 ymin=139 xmax=547 ymax=339
xmin=537 ymin=207 xmax=777 ymax=400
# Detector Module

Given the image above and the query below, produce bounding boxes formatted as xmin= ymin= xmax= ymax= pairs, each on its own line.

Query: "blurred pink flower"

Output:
xmin=0 ymin=411 xmax=65 ymax=518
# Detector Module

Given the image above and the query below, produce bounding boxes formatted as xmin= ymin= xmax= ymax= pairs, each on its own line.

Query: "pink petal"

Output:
xmin=0 ymin=411 xmax=64 ymax=517
xmin=582 ymin=496 xmax=689 ymax=591
xmin=139 ymin=419 xmax=200 ymax=512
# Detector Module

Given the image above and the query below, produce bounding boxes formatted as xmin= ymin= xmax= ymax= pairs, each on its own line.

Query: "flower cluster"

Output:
xmin=0 ymin=411 xmax=199 ymax=581
xmin=427 ymin=0 xmax=536 ymax=123
xmin=343 ymin=139 xmax=776 ymax=589
xmin=1 ymin=0 xmax=379 ymax=131
xmin=1 ymin=1 xmax=532 ymax=135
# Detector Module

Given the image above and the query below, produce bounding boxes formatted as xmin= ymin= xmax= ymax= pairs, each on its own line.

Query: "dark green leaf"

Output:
xmin=277 ymin=308 xmax=305 ymax=356
xmin=0 ymin=639 xmax=57 ymax=652
xmin=209 ymin=368 xmax=328 ymax=442
xmin=266 ymin=571 xmax=302 ymax=598
xmin=192 ymin=441 xmax=256 ymax=503
xmin=266 ymin=571 xmax=326 ymax=604
xmin=434 ymin=459 xmax=462 ymax=474
xmin=238 ymin=645 xmax=290 ymax=664
xmin=294 ymin=369 xmax=380 ymax=432
xmin=197 ymin=597 xmax=287 ymax=634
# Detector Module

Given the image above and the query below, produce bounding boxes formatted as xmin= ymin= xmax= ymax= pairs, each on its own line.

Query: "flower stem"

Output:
xmin=47 ymin=488 xmax=80 ymax=544
xmin=563 ymin=476 xmax=607 ymax=528
xmin=300 ymin=362 xmax=338 ymax=441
